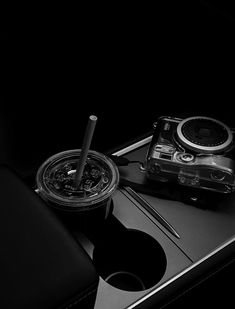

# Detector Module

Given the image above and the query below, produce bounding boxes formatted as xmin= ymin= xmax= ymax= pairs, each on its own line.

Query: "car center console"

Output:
xmin=60 ymin=133 xmax=235 ymax=309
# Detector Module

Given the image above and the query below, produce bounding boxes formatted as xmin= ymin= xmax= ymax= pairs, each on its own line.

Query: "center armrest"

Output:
xmin=0 ymin=164 xmax=99 ymax=309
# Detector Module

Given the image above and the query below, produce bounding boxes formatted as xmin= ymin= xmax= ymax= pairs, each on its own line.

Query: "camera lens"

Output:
xmin=177 ymin=116 xmax=233 ymax=153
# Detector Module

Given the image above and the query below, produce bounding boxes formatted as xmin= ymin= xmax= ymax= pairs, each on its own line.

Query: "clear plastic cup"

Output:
xmin=36 ymin=149 xmax=119 ymax=222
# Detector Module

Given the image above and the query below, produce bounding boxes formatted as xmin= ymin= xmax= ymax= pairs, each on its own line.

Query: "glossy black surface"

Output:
xmin=64 ymin=190 xmax=191 ymax=309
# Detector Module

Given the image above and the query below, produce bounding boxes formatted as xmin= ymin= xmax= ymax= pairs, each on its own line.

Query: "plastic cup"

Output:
xmin=36 ymin=149 xmax=119 ymax=229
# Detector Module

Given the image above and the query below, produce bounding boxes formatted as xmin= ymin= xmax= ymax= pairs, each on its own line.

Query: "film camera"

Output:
xmin=146 ymin=116 xmax=235 ymax=194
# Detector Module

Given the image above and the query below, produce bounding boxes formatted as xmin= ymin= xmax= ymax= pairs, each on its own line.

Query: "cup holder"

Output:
xmin=92 ymin=229 xmax=167 ymax=292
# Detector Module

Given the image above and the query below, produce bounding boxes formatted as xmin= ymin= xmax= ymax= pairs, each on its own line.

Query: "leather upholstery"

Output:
xmin=0 ymin=164 xmax=99 ymax=309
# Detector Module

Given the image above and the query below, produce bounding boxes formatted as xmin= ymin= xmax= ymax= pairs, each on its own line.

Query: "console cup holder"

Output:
xmin=92 ymin=229 xmax=167 ymax=292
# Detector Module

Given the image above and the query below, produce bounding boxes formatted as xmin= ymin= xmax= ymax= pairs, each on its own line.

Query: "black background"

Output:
xmin=1 ymin=1 xmax=234 ymax=178
xmin=0 ymin=1 xmax=235 ymax=175
xmin=1 ymin=1 xmax=235 ymax=307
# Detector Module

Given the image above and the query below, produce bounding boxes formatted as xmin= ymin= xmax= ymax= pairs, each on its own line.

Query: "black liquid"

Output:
xmin=44 ymin=159 xmax=111 ymax=199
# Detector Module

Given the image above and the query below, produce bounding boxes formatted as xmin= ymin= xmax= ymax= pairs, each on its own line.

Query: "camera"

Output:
xmin=145 ymin=116 xmax=235 ymax=193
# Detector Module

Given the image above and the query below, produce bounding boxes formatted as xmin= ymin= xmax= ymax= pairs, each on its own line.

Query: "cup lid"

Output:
xmin=36 ymin=149 xmax=119 ymax=211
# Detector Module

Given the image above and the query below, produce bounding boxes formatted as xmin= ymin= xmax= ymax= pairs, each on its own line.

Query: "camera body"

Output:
xmin=146 ymin=116 xmax=235 ymax=193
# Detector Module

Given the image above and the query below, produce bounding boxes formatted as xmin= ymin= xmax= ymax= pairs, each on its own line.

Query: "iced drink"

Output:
xmin=36 ymin=149 xmax=119 ymax=220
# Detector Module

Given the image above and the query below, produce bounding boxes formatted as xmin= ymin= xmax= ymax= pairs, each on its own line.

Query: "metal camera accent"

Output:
xmin=145 ymin=116 xmax=235 ymax=193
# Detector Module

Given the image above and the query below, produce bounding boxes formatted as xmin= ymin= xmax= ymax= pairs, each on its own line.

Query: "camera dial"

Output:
xmin=177 ymin=153 xmax=194 ymax=163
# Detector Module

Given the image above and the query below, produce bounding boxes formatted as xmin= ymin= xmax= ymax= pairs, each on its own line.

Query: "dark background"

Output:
xmin=1 ymin=1 xmax=234 ymax=178
xmin=1 ymin=1 xmax=235 ymax=307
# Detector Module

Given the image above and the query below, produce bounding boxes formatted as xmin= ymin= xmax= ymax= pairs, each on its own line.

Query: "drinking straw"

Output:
xmin=74 ymin=115 xmax=98 ymax=188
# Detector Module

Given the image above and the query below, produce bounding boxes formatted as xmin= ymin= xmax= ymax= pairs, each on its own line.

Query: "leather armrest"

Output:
xmin=0 ymin=164 xmax=99 ymax=309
